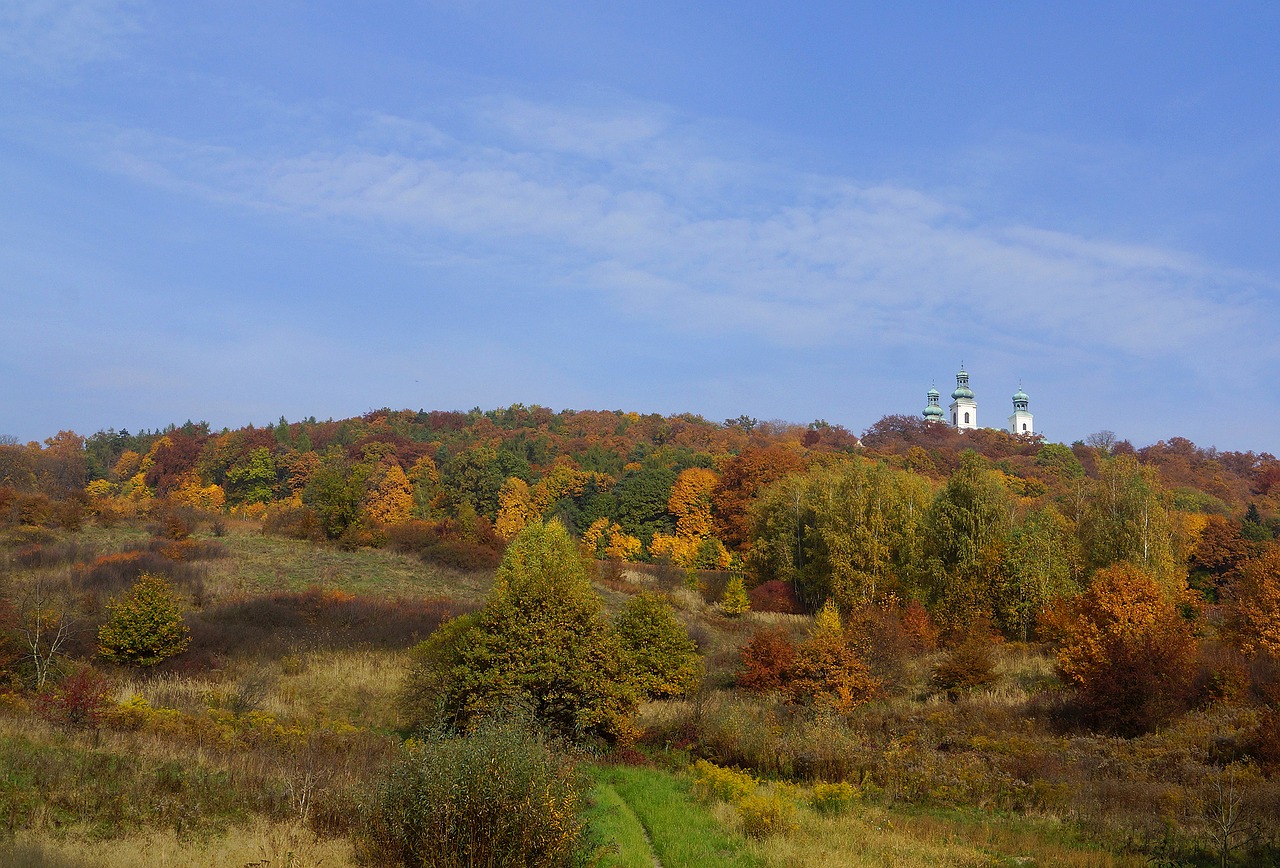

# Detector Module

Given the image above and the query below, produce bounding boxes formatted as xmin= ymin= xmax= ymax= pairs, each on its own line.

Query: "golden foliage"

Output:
xmin=495 ymin=477 xmax=538 ymax=541
xmin=364 ymin=462 xmax=414 ymax=527
xmin=668 ymin=466 xmax=718 ymax=540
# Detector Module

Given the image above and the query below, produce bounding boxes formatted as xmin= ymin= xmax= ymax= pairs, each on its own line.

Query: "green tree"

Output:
xmin=749 ymin=459 xmax=932 ymax=611
xmin=444 ymin=520 xmax=638 ymax=742
xmin=97 ymin=573 xmax=191 ymax=667
xmin=224 ymin=446 xmax=278 ymax=505
xmin=998 ymin=505 xmax=1081 ymax=640
xmin=302 ymin=450 xmax=367 ymax=539
xmin=1080 ymin=454 xmax=1178 ymax=589
xmin=614 ymin=592 xmax=701 ymax=698
xmin=719 ymin=572 xmax=750 ymax=617
xmin=923 ymin=451 xmax=1014 ymax=628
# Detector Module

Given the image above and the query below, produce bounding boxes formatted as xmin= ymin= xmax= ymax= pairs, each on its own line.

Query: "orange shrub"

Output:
xmin=1055 ymin=563 xmax=1199 ymax=734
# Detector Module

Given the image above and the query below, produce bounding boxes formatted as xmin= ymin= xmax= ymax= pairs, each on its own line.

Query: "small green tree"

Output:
xmin=443 ymin=519 xmax=638 ymax=742
xmin=614 ymin=592 xmax=702 ymax=698
xmin=98 ymin=573 xmax=191 ymax=667
xmin=720 ymin=572 xmax=750 ymax=617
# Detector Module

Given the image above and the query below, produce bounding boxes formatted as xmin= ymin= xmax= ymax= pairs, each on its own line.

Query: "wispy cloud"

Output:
xmin=0 ymin=0 xmax=142 ymax=77
xmin=89 ymin=97 xmax=1278 ymax=369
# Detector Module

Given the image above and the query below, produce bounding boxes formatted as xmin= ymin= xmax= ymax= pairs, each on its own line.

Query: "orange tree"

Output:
xmin=1052 ymin=563 xmax=1198 ymax=734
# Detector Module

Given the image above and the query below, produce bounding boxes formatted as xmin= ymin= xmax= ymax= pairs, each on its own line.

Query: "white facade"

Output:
xmin=1008 ymin=389 xmax=1033 ymax=435
xmin=949 ymin=368 xmax=978 ymax=430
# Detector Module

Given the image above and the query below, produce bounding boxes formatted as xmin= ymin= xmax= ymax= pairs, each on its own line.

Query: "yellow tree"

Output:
xmin=668 ymin=467 xmax=718 ymax=540
xmin=496 ymin=477 xmax=539 ymax=541
xmin=365 ymin=461 xmax=414 ymax=526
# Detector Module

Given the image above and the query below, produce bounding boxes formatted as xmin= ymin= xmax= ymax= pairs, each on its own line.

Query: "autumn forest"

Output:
xmin=3 ymin=405 xmax=1280 ymax=866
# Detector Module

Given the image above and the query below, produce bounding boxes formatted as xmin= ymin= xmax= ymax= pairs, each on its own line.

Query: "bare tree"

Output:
xmin=18 ymin=579 xmax=77 ymax=690
xmin=1085 ymin=430 xmax=1118 ymax=454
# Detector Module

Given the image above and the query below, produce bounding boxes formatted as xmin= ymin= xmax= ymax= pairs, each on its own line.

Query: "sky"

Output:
xmin=2 ymin=2 xmax=1279 ymax=453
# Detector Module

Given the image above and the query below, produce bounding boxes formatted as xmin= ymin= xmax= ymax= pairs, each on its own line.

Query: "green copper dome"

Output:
xmin=951 ymin=384 xmax=974 ymax=400
xmin=1012 ymin=388 xmax=1029 ymax=404
xmin=927 ymin=387 xmax=940 ymax=399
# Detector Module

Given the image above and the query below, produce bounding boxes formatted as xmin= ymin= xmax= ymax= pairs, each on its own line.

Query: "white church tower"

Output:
xmin=1008 ymin=386 xmax=1033 ymax=436
xmin=949 ymin=365 xmax=978 ymax=430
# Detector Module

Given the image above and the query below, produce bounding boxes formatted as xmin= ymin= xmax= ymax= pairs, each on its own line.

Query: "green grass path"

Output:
xmin=585 ymin=765 xmax=762 ymax=868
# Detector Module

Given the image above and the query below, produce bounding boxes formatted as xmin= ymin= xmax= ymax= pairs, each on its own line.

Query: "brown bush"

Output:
xmin=737 ymin=628 xmax=796 ymax=693
xmin=932 ymin=635 xmax=998 ymax=697
xmin=385 ymin=518 xmax=503 ymax=570
xmin=1055 ymin=564 xmax=1199 ymax=735
xmin=747 ymin=580 xmax=803 ymax=614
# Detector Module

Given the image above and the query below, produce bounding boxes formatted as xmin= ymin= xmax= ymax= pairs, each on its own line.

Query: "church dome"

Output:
xmin=927 ymin=387 xmax=940 ymax=399
xmin=923 ymin=403 xmax=944 ymax=419
xmin=951 ymin=384 xmax=974 ymax=400
xmin=1012 ymin=388 xmax=1029 ymax=404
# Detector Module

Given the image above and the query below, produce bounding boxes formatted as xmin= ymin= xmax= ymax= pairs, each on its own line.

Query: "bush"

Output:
xmin=737 ymin=628 xmax=796 ymax=693
xmin=362 ymin=716 xmax=586 ymax=868
xmin=747 ymin=580 xmax=803 ymax=614
xmin=34 ymin=664 xmax=112 ymax=729
xmin=613 ymin=592 xmax=701 ymax=699
xmin=932 ymin=635 xmax=999 ymax=697
xmin=1054 ymin=563 xmax=1199 ymax=734
xmin=810 ymin=780 xmax=857 ymax=814
xmin=691 ymin=759 xmax=755 ymax=803
xmin=736 ymin=792 xmax=796 ymax=838
xmin=98 ymin=573 xmax=191 ymax=667
xmin=718 ymin=573 xmax=750 ymax=617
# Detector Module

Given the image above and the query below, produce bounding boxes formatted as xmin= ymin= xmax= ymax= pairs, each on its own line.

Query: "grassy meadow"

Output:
xmin=2 ymin=516 xmax=1277 ymax=866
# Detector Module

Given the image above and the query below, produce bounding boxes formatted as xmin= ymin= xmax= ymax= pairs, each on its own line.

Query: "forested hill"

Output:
xmin=3 ymin=406 xmax=1278 ymax=635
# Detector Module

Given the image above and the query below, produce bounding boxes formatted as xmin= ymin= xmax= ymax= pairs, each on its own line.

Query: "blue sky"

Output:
xmin=2 ymin=2 xmax=1279 ymax=452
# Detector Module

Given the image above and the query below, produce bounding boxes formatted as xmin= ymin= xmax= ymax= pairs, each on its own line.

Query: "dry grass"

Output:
xmin=4 ymin=819 xmax=355 ymax=867
xmin=746 ymin=803 xmax=1144 ymax=867
xmin=112 ymin=647 xmax=408 ymax=730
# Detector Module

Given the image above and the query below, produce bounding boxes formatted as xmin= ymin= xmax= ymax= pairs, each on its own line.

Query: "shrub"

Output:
xmin=98 ymin=573 xmax=191 ymax=667
xmin=362 ymin=716 xmax=586 ymax=868
xmin=613 ymin=592 xmax=701 ymax=699
xmin=34 ymin=664 xmax=112 ymax=729
xmin=932 ymin=635 xmax=999 ymax=697
xmin=718 ymin=573 xmax=750 ymax=617
xmin=1055 ymin=563 xmax=1199 ymax=734
xmin=737 ymin=628 xmax=795 ymax=693
xmin=810 ymin=780 xmax=858 ymax=814
xmin=691 ymin=759 xmax=755 ymax=802
xmin=747 ymin=579 xmax=803 ymax=614
xmin=736 ymin=792 xmax=796 ymax=838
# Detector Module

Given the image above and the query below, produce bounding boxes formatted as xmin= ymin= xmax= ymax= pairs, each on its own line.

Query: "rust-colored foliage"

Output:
xmin=1055 ymin=563 xmax=1199 ymax=734
xmin=737 ymin=628 xmax=796 ymax=693
xmin=747 ymin=580 xmax=803 ymax=614
xmin=1190 ymin=515 xmax=1254 ymax=579
xmin=899 ymin=599 xmax=940 ymax=652
xmin=712 ymin=446 xmax=805 ymax=550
